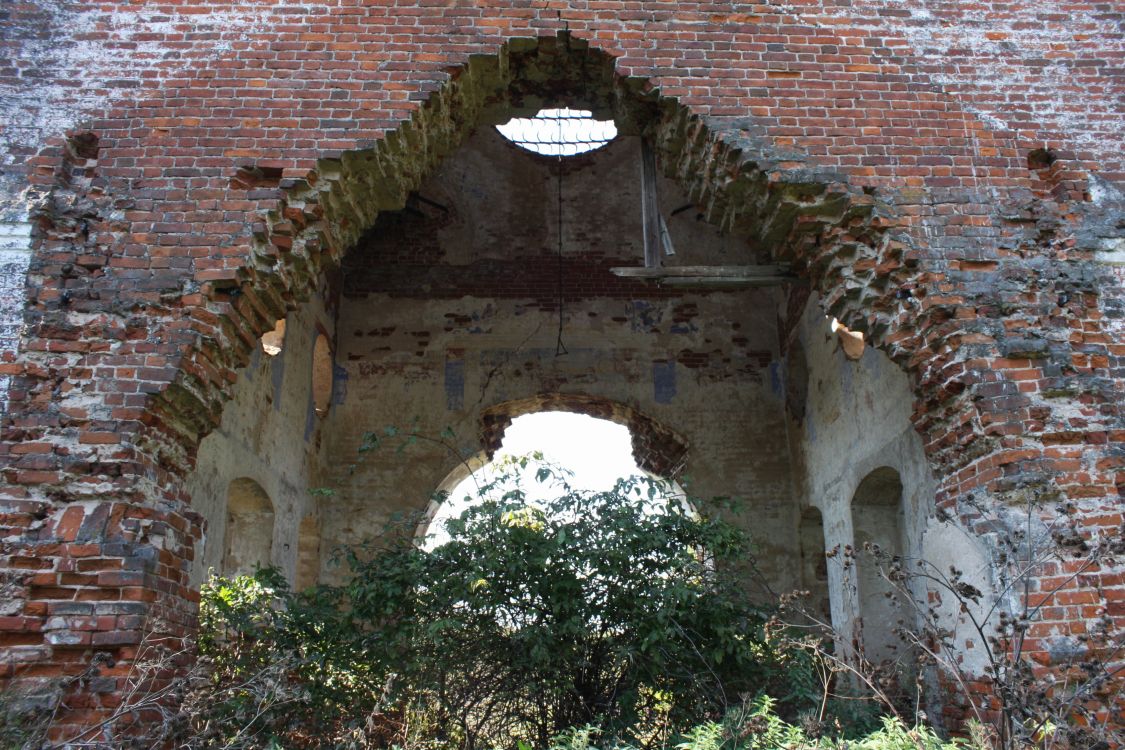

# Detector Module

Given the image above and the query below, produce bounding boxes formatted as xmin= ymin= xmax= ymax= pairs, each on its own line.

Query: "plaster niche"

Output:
xmin=223 ymin=477 xmax=276 ymax=576
xmin=851 ymin=467 xmax=909 ymax=664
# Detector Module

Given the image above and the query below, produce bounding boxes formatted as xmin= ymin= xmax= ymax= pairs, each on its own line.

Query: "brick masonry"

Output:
xmin=0 ymin=0 xmax=1121 ymax=739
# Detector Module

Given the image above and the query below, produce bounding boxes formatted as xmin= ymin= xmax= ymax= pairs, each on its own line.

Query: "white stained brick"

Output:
xmin=0 ymin=220 xmax=32 ymax=414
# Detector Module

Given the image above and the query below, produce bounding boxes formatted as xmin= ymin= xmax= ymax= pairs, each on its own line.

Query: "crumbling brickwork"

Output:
xmin=0 ymin=0 xmax=1121 ymax=741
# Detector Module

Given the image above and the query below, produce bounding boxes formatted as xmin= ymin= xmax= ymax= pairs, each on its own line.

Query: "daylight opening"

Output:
xmin=423 ymin=411 xmax=683 ymax=549
xmin=496 ymin=108 xmax=617 ymax=156
xmin=261 ymin=318 xmax=286 ymax=356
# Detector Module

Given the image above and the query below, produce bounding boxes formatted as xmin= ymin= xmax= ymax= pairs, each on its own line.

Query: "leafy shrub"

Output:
xmin=340 ymin=464 xmax=817 ymax=748
xmin=186 ymin=460 xmax=824 ymax=748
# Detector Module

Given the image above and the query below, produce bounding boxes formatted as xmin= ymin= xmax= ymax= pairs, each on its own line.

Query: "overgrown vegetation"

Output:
xmin=1 ymin=457 xmax=923 ymax=749
xmin=186 ymin=459 xmax=827 ymax=748
xmin=5 ymin=457 xmax=1119 ymax=749
xmin=778 ymin=489 xmax=1124 ymax=750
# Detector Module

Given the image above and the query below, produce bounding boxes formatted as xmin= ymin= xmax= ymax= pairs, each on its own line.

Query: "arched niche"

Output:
xmin=222 ymin=477 xmax=276 ymax=576
xmin=850 ymin=466 xmax=909 ymax=663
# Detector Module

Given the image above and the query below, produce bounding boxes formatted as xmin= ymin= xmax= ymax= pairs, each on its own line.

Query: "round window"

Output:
xmin=495 ymin=108 xmax=617 ymax=156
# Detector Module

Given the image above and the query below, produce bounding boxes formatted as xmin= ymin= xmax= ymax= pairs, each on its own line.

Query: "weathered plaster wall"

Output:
xmin=788 ymin=293 xmax=999 ymax=682
xmin=318 ymin=129 xmax=800 ymax=592
xmin=787 ymin=295 xmax=936 ymax=656
xmin=184 ymin=300 xmax=332 ymax=588
xmin=323 ymin=292 xmax=799 ymax=586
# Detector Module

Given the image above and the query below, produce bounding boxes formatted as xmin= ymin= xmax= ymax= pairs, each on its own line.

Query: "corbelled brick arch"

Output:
xmin=150 ymin=34 xmax=908 ymax=481
xmin=0 ymin=34 xmax=903 ymax=729
xmin=0 ymin=11 xmax=1119 ymax=740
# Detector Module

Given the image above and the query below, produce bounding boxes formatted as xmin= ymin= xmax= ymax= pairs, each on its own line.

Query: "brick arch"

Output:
xmin=138 ymin=32 xmax=904 ymax=481
xmin=479 ymin=393 xmax=690 ymax=480
xmin=11 ymin=22 xmax=1122 ymax=741
xmin=2 ymin=34 xmax=922 ymax=720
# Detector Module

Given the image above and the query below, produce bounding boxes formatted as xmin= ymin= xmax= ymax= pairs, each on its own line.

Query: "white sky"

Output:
xmin=424 ymin=412 xmax=646 ymax=547
xmin=495 ymin=108 xmax=617 ymax=156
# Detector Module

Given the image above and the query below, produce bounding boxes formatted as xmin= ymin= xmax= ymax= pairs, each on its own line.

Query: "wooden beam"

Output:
xmin=640 ymin=138 xmax=661 ymax=268
xmin=654 ymin=276 xmax=789 ymax=288
xmin=611 ymin=264 xmax=791 ymax=278
xmin=610 ymin=264 xmax=795 ymax=287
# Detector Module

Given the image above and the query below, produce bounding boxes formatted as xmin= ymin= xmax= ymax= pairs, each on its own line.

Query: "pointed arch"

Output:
xmin=142 ymin=33 xmax=901 ymax=476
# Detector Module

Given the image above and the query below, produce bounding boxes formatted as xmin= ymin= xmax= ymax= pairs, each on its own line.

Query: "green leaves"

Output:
xmin=195 ymin=459 xmax=823 ymax=749
xmin=323 ymin=459 xmax=803 ymax=747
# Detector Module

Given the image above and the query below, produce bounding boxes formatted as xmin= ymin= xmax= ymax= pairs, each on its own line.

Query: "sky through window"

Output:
xmin=495 ymin=108 xmax=617 ymax=156
xmin=423 ymin=412 xmax=657 ymax=548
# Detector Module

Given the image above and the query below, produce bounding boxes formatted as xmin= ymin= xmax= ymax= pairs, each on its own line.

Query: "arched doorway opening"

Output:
xmin=420 ymin=411 xmax=689 ymax=549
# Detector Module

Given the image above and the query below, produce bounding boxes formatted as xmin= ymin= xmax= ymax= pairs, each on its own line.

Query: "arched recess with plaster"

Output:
xmin=222 ymin=477 xmax=276 ymax=577
xmin=850 ymin=466 xmax=909 ymax=664
xmin=782 ymin=292 xmax=940 ymax=671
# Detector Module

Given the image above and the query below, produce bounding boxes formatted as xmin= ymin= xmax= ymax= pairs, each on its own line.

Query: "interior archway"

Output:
xmin=146 ymin=32 xmax=900 ymax=467
xmin=479 ymin=394 xmax=689 ymax=479
xmin=176 ymin=31 xmax=927 ymax=678
xmin=419 ymin=411 xmax=689 ymax=548
xmin=6 ymin=12 xmax=1115 ymax=738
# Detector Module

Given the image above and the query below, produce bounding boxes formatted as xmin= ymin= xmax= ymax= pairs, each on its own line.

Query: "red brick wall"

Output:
xmin=0 ymin=0 xmax=1121 ymax=739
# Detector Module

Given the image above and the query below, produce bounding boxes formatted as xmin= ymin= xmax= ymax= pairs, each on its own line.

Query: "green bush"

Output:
xmin=338 ymin=464 xmax=819 ymax=748
xmin=187 ymin=461 xmax=941 ymax=749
